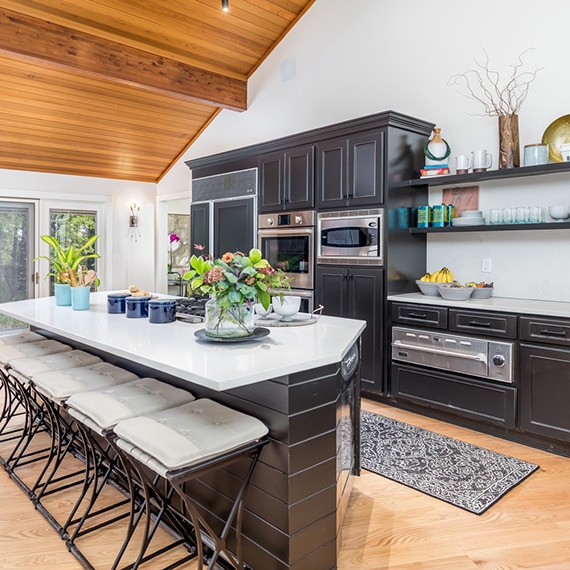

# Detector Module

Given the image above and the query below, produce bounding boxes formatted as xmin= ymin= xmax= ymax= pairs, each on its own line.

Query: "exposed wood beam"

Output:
xmin=0 ymin=8 xmax=247 ymax=111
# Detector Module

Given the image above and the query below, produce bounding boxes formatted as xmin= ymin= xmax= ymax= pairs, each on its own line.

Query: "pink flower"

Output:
xmin=169 ymin=233 xmax=180 ymax=243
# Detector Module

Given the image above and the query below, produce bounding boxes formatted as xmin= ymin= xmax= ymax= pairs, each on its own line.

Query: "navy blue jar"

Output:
xmin=125 ymin=296 xmax=151 ymax=318
xmin=148 ymin=299 xmax=176 ymax=324
xmin=107 ymin=292 xmax=131 ymax=314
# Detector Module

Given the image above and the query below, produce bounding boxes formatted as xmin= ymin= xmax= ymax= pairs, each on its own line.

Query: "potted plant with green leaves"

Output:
xmin=34 ymin=234 xmax=100 ymax=306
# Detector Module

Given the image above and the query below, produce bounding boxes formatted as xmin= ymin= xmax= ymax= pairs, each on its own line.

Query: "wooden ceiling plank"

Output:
xmin=0 ymin=8 xmax=247 ymax=111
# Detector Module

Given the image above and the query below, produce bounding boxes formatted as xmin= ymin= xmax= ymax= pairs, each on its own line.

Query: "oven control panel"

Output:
xmin=258 ymin=210 xmax=316 ymax=229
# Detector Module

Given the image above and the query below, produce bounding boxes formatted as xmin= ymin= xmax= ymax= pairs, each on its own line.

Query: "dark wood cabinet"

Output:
xmin=519 ymin=315 xmax=570 ymax=443
xmin=317 ymin=130 xmax=384 ymax=209
xmin=258 ymin=145 xmax=314 ymax=212
xmin=316 ymin=265 xmax=384 ymax=394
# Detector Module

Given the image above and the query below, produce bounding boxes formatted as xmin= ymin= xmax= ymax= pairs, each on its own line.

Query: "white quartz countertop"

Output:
xmin=388 ymin=293 xmax=570 ymax=318
xmin=0 ymin=292 xmax=366 ymax=392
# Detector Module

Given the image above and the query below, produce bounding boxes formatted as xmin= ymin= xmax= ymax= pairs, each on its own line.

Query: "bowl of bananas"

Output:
xmin=416 ymin=267 xmax=455 ymax=296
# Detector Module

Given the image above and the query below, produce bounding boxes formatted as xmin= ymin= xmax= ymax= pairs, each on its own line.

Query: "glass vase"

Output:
xmin=205 ymin=297 xmax=255 ymax=338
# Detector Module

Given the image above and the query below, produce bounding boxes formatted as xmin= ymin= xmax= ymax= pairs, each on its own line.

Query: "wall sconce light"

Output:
xmin=222 ymin=0 xmax=229 ymax=12
xmin=129 ymin=203 xmax=141 ymax=242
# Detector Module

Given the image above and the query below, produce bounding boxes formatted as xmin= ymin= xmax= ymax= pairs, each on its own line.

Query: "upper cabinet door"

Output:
xmin=317 ymin=130 xmax=384 ymax=210
xmin=348 ymin=131 xmax=384 ymax=207
xmin=259 ymin=145 xmax=315 ymax=213
xmin=284 ymin=145 xmax=314 ymax=211
xmin=316 ymin=136 xmax=348 ymax=210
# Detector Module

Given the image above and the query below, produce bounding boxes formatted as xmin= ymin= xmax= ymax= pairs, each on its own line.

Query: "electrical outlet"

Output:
xmin=481 ymin=258 xmax=492 ymax=273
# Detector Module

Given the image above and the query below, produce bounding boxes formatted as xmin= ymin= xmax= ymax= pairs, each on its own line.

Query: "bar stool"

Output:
xmin=64 ymin=377 xmax=196 ymax=569
xmin=30 ymin=362 xmax=140 ymax=536
xmin=0 ymin=332 xmax=47 ymax=444
xmin=0 ymin=339 xmax=72 ymax=473
xmin=113 ymin=398 xmax=270 ymax=570
xmin=3 ymin=350 xmax=103 ymax=500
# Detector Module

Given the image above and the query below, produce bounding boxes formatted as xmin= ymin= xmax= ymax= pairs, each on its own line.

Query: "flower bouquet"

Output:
xmin=183 ymin=248 xmax=289 ymax=338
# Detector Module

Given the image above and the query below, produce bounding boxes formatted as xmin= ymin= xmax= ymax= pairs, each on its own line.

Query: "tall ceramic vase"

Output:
xmin=498 ymin=114 xmax=520 ymax=169
xmin=54 ymin=283 xmax=71 ymax=306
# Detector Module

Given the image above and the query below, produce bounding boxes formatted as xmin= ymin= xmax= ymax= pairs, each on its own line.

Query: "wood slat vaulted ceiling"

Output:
xmin=0 ymin=0 xmax=315 ymax=182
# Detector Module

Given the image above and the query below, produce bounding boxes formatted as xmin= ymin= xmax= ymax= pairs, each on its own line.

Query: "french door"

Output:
xmin=0 ymin=200 xmax=37 ymax=331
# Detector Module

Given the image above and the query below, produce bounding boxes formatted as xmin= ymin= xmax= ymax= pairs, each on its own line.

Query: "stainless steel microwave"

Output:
xmin=317 ymin=209 xmax=383 ymax=265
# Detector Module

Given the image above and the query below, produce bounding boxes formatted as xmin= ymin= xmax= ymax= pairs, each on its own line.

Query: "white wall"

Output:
xmin=160 ymin=0 xmax=570 ymax=302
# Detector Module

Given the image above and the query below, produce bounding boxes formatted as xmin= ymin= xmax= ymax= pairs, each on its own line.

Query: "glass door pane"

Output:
xmin=47 ymin=209 xmax=98 ymax=294
xmin=0 ymin=201 xmax=35 ymax=331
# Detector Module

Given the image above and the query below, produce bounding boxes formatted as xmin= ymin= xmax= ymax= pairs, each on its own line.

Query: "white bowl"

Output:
xmin=437 ymin=285 xmax=474 ymax=301
xmin=470 ymin=287 xmax=494 ymax=299
xmin=461 ymin=210 xmax=483 ymax=218
xmin=415 ymin=280 xmax=440 ymax=296
xmin=254 ymin=302 xmax=272 ymax=317
xmin=271 ymin=295 xmax=301 ymax=321
xmin=548 ymin=205 xmax=570 ymax=221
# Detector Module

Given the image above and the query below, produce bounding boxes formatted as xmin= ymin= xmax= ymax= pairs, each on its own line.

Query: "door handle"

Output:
xmin=391 ymin=340 xmax=487 ymax=363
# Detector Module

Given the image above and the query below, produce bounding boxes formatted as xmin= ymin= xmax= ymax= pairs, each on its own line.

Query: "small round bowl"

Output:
xmin=254 ymin=302 xmax=272 ymax=317
xmin=470 ymin=287 xmax=494 ymax=299
xmin=415 ymin=280 xmax=440 ymax=296
xmin=437 ymin=285 xmax=474 ymax=301
xmin=272 ymin=295 xmax=301 ymax=321
xmin=461 ymin=210 xmax=483 ymax=218
xmin=548 ymin=205 xmax=570 ymax=221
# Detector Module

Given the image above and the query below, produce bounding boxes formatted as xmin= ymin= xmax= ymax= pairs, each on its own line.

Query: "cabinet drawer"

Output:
xmin=449 ymin=309 xmax=517 ymax=339
xmin=520 ymin=316 xmax=570 ymax=347
xmin=391 ymin=303 xmax=447 ymax=329
xmin=390 ymin=363 xmax=517 ymax=428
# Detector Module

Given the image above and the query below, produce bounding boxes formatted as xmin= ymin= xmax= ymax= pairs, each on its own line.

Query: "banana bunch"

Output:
xmin=419 ymin=267 xmax=454 ymax=283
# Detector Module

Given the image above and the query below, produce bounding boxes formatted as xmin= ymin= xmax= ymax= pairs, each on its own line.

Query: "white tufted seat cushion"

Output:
xmin=9 ymin=350 xmax=102 ymax=379
xmin=66 ymin=377 xmax=195 ymax=432
xmin=32 ymin=362 xmax=139 ymax=403
xmin=114 ymin=399 xmax=269 ymax=477
xmin=0 ymin=339 xmax=72 ymax=366
xmin=0 ymin=331 xmax=46 ymax=346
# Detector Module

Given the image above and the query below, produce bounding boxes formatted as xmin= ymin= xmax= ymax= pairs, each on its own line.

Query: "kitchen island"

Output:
xmin=0 ymin=293 xmax=366 ymax=570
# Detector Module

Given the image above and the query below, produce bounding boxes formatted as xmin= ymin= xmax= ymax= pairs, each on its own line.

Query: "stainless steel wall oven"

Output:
xmin=258 ymin=210 xmax=315 ymax=312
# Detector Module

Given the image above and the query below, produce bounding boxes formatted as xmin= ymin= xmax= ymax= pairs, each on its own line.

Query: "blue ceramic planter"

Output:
xmin=54 ymin=283 xmax=71 ymax=306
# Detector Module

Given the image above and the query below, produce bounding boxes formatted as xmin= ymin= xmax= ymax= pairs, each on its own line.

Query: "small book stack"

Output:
xmin=420 ymin=165 xmax=450 ymax=177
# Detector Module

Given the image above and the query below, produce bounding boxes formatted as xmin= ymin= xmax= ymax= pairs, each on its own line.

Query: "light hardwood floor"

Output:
xmin=1 ymin=399 xmax=570 ymax=569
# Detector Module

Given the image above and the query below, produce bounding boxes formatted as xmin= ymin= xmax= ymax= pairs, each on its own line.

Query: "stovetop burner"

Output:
xmin=175 ymin=296 xmax=208 ymax=323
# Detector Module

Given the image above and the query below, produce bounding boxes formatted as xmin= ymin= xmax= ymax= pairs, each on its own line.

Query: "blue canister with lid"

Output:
xmin=107 ymin=292 xmax=131 ymax=314
xmin=148 ymin=299 xmax=177 ymax=324
xmin=125 ymin=295 xmax=151 ymax=318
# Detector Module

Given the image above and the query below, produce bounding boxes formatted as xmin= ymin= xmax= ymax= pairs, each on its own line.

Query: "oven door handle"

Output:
xmin=392 ymin=340 xmax=487 ymax=363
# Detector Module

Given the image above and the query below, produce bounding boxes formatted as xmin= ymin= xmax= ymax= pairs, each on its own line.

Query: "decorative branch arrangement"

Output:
xmin=448 ymin=48 xmax=544 ymax=116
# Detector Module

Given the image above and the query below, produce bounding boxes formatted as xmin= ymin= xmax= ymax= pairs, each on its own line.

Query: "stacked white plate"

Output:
xmin=452 ymin=210 xmax=486 ymax=226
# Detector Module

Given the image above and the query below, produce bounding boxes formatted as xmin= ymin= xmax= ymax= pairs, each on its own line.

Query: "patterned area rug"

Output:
xmin=360 ymin=411 xmax=539 ymax=514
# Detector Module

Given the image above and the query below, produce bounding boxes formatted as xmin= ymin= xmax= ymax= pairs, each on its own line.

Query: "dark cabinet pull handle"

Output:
xmin=467 ymin=320 xmax=491 ymax=328
xmin=539 ymin=328 xmax=567 ymax=337
xmin=407 ymin=312 xmax=427 ymax=319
